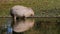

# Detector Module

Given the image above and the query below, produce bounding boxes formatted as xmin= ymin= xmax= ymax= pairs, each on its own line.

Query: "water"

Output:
xmin=0 ymin=17 xmax=60 ymax=34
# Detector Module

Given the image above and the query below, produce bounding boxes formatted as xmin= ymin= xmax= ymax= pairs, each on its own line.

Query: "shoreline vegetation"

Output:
xmin=0 ymin=0 xmax=60 ymax=17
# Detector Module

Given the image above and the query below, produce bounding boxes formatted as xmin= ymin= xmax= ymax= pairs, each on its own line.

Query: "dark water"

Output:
xmin=0 ymin=17 xmax=60 ymax=34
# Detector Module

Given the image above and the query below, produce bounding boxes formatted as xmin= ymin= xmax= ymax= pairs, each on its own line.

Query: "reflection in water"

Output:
xmin=0 ymin=18 xmax=60 ymax=34
xmin=34 ymin=21 xmax=58 ymax=34
xmin=13 ymin=18 xmax=34 ymax=33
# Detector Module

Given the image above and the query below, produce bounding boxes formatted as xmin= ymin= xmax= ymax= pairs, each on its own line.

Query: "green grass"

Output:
xmin=0 ymin=0 xmax=60 ymax=16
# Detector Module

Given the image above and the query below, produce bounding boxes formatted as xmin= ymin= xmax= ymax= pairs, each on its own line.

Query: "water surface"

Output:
xmin=0 ymin=17 xmax=60 ymax=34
